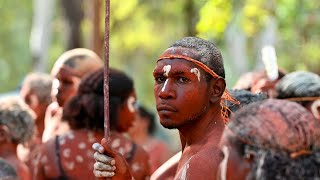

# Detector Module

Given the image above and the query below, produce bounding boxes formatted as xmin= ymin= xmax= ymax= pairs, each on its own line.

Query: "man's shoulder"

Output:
xmin=177 ymin=147 xmax=222 ymax=179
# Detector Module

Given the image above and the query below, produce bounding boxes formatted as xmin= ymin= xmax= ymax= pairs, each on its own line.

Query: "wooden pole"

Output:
xmin=104 ymin=0 xmax=110 ymax=140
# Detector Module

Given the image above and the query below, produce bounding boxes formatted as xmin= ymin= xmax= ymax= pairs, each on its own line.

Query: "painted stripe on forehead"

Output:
xmin=158 ymin=54 xmax=220 ymax=79
xmin=158 ymin=54 xmax=240 ymax=106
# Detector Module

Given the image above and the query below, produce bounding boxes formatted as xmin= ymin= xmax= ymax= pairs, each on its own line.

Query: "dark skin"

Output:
xmin=94 ymin=47 xmax=226 ymax=179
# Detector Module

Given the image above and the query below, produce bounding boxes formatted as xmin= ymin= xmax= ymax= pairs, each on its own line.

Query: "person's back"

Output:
xmin=32 ymin=68 xmax=150 ymax=180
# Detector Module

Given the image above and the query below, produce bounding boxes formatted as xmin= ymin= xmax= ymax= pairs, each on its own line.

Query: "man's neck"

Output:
xmin=178 ymin=107 xmax=225 ymax=149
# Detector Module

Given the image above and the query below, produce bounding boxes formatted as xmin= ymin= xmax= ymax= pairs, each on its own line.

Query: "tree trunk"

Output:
xmin=30 ymin=0 xmax=55 ymax=72
xmin=60 ymin=0 xmax=84 ymax=50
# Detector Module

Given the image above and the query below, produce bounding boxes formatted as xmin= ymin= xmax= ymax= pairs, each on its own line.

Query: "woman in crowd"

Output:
xmin=31 ymin=68 xmax=150 ymax=180
xmin=218 ymin=99 xmax=320 ymax=180
xmin=128 ymin=104 xmax=172 ymax=173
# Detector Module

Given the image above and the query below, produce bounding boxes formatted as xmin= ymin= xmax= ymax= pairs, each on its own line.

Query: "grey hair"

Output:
xmin=170 ymin=37 xmax=225 ymax=78
xmin=0 ymin=96 xmax=35 ymax=144
xmin=276 ymin=71 xmax=320 ymax=99
xmin=0 ymin=158 xmax=18 ymax=179
xmin=22 ymin=72 xmax=53 ymax=104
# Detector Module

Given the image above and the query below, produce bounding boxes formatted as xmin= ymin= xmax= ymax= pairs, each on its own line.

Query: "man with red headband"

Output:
xmin=92 ymin=37 xmax=238 ymax=179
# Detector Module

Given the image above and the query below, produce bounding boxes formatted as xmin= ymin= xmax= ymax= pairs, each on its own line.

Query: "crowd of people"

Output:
xmin=0 ymin=36 xmax=319 ymax=180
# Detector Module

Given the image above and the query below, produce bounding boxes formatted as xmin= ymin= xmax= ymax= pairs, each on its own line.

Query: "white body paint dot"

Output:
xmin=76 ymin=155 xmax=84 ymax=163
xmin=63 ymin=148 xmax=71 ymax=158
xmin=67 ymin=132 xmax=75 ymax=140
xmin=87 ymin=132 xmax=96 ymax=143
xmin=131 ymin=162 xmax=141 ymax=172
xmin=65 ymin=162 xmax=75 ymax=170
xmin=111 ymin=139 xmax=121 ymax=149
xmin=191 ymin=68 xmax=201 ymax=82
xmin=78 ymin=142 xmax=86 ymax=149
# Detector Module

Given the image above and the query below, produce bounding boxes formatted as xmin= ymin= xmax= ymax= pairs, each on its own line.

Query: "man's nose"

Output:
xmin=158 ymin=79 xmax=176 ymax=99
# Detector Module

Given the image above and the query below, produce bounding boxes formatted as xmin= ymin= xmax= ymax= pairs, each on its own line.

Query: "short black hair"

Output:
xmin=170 ymin=37 xmax=225 ymax=78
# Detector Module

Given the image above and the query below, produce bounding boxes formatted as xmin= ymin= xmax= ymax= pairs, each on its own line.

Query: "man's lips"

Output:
xmin=156 ymin=104 xmax=177 ymax=112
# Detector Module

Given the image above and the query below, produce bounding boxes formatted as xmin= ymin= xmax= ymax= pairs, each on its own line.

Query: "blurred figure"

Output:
xmin=0 ymin=158 xmax=19 ymax=180
xmin=276 ymin=71 xmax=320 ymax=120
xmin=225 ymin=89 xmax=267 ymax=116
xmin=42 ymin=48 xmax=103 ymax=142
xmin=18 ymin=72 xmax=53 ymax=163
xmin=218 ymin=99 xmax=320 ymax=180
xmin=234 ymin=69 xmax=286 ymax=98
xmin=128 ymin=104 xmax=172 ymax=173
xmin=250 ymin=69 xmax=286 ymax=98
xmin=0 ymin=97 xmax=35 ymax=180
xmin=32 ymin=68 xmax=150 ymax=179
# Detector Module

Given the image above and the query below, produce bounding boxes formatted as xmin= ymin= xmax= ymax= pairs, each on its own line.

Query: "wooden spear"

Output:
xmin=104 ymin=0 xmax=110 ymax=140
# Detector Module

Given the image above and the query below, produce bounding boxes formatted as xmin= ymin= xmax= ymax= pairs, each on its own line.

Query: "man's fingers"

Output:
xmin=92 ymin=143 xmax=105 ymax=154
xmin=94 ymin=161 xmax=116 ymax=171
xmin=93 ymin=170 xmax=115 ymax=178
xmin=94 ymin=152 xmax=115 ymax=165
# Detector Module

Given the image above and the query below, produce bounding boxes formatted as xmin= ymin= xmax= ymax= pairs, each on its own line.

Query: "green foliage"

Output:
xmin=0 ymin=0 xmax=33 ymax=92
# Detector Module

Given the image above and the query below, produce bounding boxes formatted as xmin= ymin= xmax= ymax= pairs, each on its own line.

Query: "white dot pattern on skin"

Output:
xmin=65 ymin=162 xmax=75 ymax=170
xmin=118 ymin=147 xmax=125 ymax=155
xmin=111 ymin=139 xmax=120 ymax=149
xmin=124 ymin=143 xmax=131 ymax=152
xmin=87 ymin=132 xmax=96 ymax=143
xmin=131 ymin=162 xmax=141 ymax=172
xmin=59 ymin=137 xmax=66 ymax=145
xmin=63 ymin=148 xmax=71 ymax=158
xmin=67 ymin=132 xmax=75 ymax=140
xmin=78 ymin=142 xmax=86 ymax=149
xmin=76 ymin=155 xmax=84 ymax=163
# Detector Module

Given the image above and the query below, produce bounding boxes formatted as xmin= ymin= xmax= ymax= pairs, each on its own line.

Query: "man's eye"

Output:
xmin=155 ymin=76 xmax=166 ymax=83
xmin=178 ymin=77 xmax=189 ymax=83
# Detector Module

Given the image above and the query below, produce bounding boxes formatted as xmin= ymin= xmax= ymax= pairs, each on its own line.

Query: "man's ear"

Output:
xmin=209 ymin=77 xmax=226 ymax=102
xmin=0 ymin=125 xmax=10 ymax=143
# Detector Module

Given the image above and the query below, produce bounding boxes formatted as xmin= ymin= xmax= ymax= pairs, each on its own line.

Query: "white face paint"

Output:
xmin=219 ymin=146 xmax=230 ymax=180
xmin=190 ymin=68 xmax=201 ymax=82
xmin=161 ymin=79 xmax=169 ymax=92
xmin=161 ymin=65 xmax=171 ymax=92
xmin=163 ymin=65 xmax=171 ymax=77
xmin=127 ymin=96 xmax=136 ymax=113
xmin=78 ymin=142 xmax=86 ymax=149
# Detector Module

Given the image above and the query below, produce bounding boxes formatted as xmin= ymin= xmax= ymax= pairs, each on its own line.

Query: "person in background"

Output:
xmin=218 ymin=99 xmax=320 ymax=180
xmin=276 ymin=71 xmax=320 ymax=120
xmin=42 ymin=48 xmax=103 ymax=142
xmin=32 ymin=68 xmax=150 ymax=180
xmin=0 ymin=97 xmax=35 ymax=180
xmin=128 ymin=104 xmax=172 ymax=173
xmin=18 ymin=72 xmax=53 ymax=163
